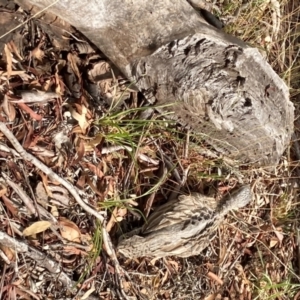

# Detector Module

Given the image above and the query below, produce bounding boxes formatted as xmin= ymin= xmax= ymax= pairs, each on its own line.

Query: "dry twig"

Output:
xmin=0 ymin=231 xmax=73 ymax=289
xmin=0 ymin=122 xmax=126 ymax=295
xmin=0 ymin=122 xmax=105 ymax=222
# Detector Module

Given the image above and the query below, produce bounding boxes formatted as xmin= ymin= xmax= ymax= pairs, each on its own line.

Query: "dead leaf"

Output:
xmin=269 ymin=237 xmax=278 ymax=248
xmin=85 ymin=134 xmax=104 ymax=151
xmin=106 ymin=206 xmax=127 ymax=231
xmin=121 ymin=280 xmax=131 ymax=293
xmin=7 ymin=161 xmax=23 ymax=181
xmin=63 ymin=245 xmax=88 ymax=256
xmin=43 ymin=79 xmax=53 ymax=92
xmin=152 ymin=274 xmax=161 ymax=288
xmin=88 ymin=61 xmax=111 ymax=82
xmin=1 ymin=95 xmax=16 ymax=121
xmin=117 ymin=207 xmax=127 ymax=218
xmin=76 ymin=173 xmax=86 ymax=189
xmin=0 ymin=244 xmax=15 ymax=261
xmin=204 ymin=294 xmax=219 ymax=300
xmin=16 ymin=103 xmax=42 ymax=121
xmin=86 ymin=177 xmax=103 ymax=198
xmin=106 ymin=177 xmax=115 ymax=196
xmin=274 ymin=227 xmax=284 ymax=246
xmin=30 ymin=146 xmax=55 ymax=157
xmin=13 ymin=286 xmax=40 ymax=300
xmin=68 ymin=104 xmax=90 ymax=133
xmin=167 ymin=259 xmax=179 ymax=272
xmin=207 ymin=271 xmax=224 ymax=285
xmin=54 ymin=60 xmax=66 ymax=95
xmin=37 ymin=172 xmax=53 ymax=198
xmin=161 ymin=269 xmax=169 ymax=286
xmin=7 ymin=40 xmax=23 ymax=60
xmin=31 ymin=45 xmax=45 ymax=62
xmin=0 ymin=183 xmax=7 ymax=197
xmin=2 ymin=195 xmax=18 ymax=216
xmin=4 ymin=44 xmax=12 ymax=79
xmin=72 ymin=140 xmax=85 ymax=165
xmin=0 ymin=70 xmax=26 ymax=76
xmin=140 ymin=288 xmax=148 ymax=295
xmin=81 ymin=233 xmax=93 ymax=246
xmin=125 ymin=198 xmax=139 ymax=207
xmin=79 ymin=283 xmax=96 ymax=300
xmin=138 ymin=153 xmax=159 ymax=166
xmin=58 ymin=217 xmax=81 ymax=243
xmin=51 ymin=205 xmax=59 ymax=218
xmin=23 ymin=221 xmax=52 ymax=236
xmin=67 ymin=53 xmax=82 ymax=81
xmin=106 ymin=207 xmax=118 ymax=232
xmin=84 ymin=162 xmax=104 ymax=179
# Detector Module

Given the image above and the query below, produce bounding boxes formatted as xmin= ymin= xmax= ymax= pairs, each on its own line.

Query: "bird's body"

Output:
xmin=117 ymin=185 xmax=251 ymax=258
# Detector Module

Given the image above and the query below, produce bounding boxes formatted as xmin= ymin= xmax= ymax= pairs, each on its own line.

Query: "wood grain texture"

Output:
xmin=22 ymin=0 xmax=294 ymax=165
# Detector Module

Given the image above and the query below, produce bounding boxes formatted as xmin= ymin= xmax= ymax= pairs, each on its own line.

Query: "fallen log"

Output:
xmin=21 ymin=0 xmax=294 ymax=166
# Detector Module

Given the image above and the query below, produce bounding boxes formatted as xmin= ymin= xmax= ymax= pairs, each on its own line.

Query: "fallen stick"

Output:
xmin=0 ymin=230 xmax=73 ymax=289
xmin=0 ymin=122 xmax=125 ymax=293
xmin=0 ymin=122 xmax=105 ymax=222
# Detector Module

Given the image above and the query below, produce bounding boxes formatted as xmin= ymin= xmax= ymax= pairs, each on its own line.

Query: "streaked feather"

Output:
xmin=118 ymin=185 xmax=251 ymax=258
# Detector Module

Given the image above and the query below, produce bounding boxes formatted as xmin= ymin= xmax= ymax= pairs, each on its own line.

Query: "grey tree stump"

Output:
xmin=22 ymin=0 xmax=294 ymax=166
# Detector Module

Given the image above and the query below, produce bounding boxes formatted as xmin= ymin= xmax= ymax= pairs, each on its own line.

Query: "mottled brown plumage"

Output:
xmin=118 ymin=185 xmax=251 ymax=258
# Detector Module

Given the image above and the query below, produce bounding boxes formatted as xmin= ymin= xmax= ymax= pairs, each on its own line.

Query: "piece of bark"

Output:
xmin=21 ymin=0 xmax=294 ymax=166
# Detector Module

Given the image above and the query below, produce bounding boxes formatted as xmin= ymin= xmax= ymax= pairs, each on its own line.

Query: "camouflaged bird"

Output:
xmin=117 ymin=185 xmax=251 ymax=258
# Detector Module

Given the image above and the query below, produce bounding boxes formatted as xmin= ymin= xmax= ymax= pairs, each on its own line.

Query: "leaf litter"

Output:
xmin=0 ymin=0 xmax=299 ymax=299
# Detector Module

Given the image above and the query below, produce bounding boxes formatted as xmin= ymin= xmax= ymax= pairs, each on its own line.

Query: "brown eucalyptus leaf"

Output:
xmin=4 ymin=44 xmax=12 ymax=79
xmin=58 ymin=217 xmax=81 ymax=243
xmin=23 ymin=221 xmax=52 ymax=236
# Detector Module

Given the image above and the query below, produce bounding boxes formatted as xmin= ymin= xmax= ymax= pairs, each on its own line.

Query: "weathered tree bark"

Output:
xmin=22 ymin=0 xmax=294 ymax=166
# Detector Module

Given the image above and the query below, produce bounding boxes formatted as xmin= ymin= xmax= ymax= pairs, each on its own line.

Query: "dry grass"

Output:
xmin=0 ymin=0 xmax=299 ymax=299
xmin=113 ymin=1 xmax=300 ymax=299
